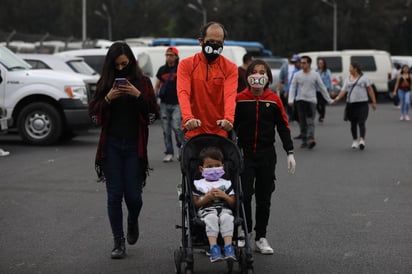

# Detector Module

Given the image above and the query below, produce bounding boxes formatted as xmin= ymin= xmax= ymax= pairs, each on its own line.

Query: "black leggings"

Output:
xmin=347 ymin=102 xmax=369 ymax=139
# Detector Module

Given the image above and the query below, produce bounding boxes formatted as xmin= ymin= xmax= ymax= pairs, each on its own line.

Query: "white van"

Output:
xmin=57 ymin=45 xmax=247 ymax=87
xmin=298 ymin=50 xmax=392 ymax=96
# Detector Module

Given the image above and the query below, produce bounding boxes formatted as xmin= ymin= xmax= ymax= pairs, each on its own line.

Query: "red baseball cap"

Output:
xmin=166 ymin=46 xmax=179 ymax=56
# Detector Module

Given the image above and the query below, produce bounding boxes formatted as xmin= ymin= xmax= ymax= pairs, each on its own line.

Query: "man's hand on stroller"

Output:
xmin=184 ymin=119 xmax=201 ymax=131
xmin=287 ymin=154 xmax=296 ymax=175
xmin=216 ymin=119 xmax=233 ymax=131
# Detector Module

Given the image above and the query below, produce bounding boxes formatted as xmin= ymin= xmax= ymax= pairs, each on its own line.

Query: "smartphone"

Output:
xmin=114 ymin=78 xmax=127 ymax=88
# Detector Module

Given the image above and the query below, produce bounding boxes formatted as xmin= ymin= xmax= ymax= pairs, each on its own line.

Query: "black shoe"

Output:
xmin=127 ymin=221 xmax=139 ymax=245
xmin=293 ymin=134 xmax=302 ymax=140
xmin=111 ymin=237 xmax=126 ymax=259
xmin=308 ymin=140 xmax=316 ymax=149
xmin=300 ymin=143 xmax=308 ymax=148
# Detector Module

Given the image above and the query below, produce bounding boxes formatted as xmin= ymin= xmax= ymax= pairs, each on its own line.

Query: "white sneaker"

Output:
xmin=255 ymin=237 xmax=274 ymax=254
xmin=405 ymin=115 xmax=410 ymax=121
xmin=163 ymin=154 xmax=173 ymax=162
xmin=359 ymin=140 xmax=365 ymax=150
xmin=0 ymin=148 xmax=10 ymax=157
xmin=400 ymin=115 xmax=405 ymax=121
xmin=351 ymin=140 xmax=359 ymax=149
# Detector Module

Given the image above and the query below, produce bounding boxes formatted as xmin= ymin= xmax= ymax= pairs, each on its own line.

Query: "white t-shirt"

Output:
xmin=342 ymin=76 xmax=372 ymax=103
xmin=193 ymin=178 xmax=234 ymax=200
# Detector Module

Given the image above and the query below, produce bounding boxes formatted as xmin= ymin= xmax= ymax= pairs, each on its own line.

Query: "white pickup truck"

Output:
xmin=0 ymin=46 xmax=91 ymax=145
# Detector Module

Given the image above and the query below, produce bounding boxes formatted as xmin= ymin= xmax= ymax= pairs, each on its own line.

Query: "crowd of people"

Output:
xmin=85 ymin=21 xmax=391 ymax=262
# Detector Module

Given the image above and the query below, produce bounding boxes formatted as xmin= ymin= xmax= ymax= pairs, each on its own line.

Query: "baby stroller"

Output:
xmin=174 ymin=134 xmax=254 ymax=274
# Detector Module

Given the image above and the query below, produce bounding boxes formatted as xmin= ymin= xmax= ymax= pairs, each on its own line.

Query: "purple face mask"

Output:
xmin=202 ymin=167 xmax=225 ymax=181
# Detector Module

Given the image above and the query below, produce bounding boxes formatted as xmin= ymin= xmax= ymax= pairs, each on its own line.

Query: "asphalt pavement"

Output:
xmin=0 ymin=102 xmax=411 ymax=274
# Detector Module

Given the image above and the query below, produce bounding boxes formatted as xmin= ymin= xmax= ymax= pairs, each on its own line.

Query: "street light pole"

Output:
xmin=321 ymin=0 xmax=337 ymax=51
xmin=187 ymin=0 xmax=207 ymax=25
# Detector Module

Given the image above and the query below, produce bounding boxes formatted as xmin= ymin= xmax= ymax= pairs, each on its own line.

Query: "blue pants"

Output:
xmin=160 ymin=103 xmax=184 ymax=155
xmin=398 ymin=89 xmax=411 ymax=116
xmin=103 ymin=137 xmax=144 ymax=238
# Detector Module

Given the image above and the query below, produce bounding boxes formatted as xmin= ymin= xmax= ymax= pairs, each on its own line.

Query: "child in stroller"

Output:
xmin=192 ymin=146 xmax=236 ymax=262
xmin=175 ymin=134 xmax=254 ymax=274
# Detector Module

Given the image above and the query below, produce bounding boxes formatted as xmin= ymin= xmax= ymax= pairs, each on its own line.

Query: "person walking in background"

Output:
xmin=154 ymin=46 xmax=184 ymax=162
xmin=277 ymin=54 xmax=300 ymax=120
xmin=237 ymin=53 xmax=253 ymax=92
xmin=177 ymin=21 xmax=237 ymax=139
xmin=234 ymin=59 xmax=296 ymax=255
xmin=89 ymin=42 xmax=158 ymax=259
xmin=315 ymin=58 xmax=333 ymax=123
xmin=392 ymin=64 xmax=411 ymax=121
xmin=333 ymin=62 xmax=377 ymax=150
xmin=288 ymin=55 xmax=333 ymax=149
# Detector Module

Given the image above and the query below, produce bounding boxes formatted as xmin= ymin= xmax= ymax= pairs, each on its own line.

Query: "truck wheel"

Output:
xmin=17 ymin=102 xmax=63 ymax=145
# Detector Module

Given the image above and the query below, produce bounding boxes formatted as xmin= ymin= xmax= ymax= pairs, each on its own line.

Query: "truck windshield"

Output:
xmin=0 ymin=46 xmax=31 ymax=70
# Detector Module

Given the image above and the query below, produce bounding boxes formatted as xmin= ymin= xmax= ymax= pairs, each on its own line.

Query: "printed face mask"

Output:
xmin=247 ymin=73 xmax=268 ymax=89
xmin=202 ymin=167 xmax=225 ymax=181
xmin=202 ymin=42 xmax=223 ymax=62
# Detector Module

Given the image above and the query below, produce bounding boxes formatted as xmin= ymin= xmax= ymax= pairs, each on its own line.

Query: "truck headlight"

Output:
xmin=65 ymin=86 xmax=88 ymax=105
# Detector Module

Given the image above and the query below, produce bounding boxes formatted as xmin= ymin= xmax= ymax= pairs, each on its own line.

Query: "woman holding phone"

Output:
xmin=89 ymin=42 xmax=158 ymax=259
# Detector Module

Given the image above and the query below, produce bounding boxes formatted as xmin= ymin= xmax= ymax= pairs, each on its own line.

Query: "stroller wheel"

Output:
xmin=174 ymin=248 xmax=183 ymax=274
xmin=226 ymin=259 xmax=234 ymax=273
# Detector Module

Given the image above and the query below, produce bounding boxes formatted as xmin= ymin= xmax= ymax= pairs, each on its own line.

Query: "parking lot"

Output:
xmin=0 ymin=102 xmax=411 ymax=274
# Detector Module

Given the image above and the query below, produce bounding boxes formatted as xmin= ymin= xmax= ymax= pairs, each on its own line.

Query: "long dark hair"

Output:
xmin=317 ymin=57 xmax=328 ymax=72
xmin=245 ymin=59 xmax=273 ymax=89
xmin=95 ymin=42 xmax=142 ymax=100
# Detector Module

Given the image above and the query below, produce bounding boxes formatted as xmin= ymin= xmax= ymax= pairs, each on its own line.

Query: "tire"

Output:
xmin=17 ymin=102 xmax=63 ymax=145
xmin=174 ymin=248 xmax=182 ymax=274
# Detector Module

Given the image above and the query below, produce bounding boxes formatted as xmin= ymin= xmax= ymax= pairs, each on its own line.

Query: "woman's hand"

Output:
xmin=118 ymin=80 xmax=141 ymax=97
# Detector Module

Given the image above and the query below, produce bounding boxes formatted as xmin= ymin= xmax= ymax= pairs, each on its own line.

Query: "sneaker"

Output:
xmin=351 ymin=140 xmax=359 ymax=149
xmin=308 ymin=139 xmax=316 ymax=149
xmin=210 ymin=244 xmax=224 ymax=262
xmin=223 ymin=244 xmax=236 ymax=261
xmin=163 ymin=154 xmax=173 ymax=162
xmin=0 ymin=148 xmax=10 ymax=157
xmin=405 ymin=115 xmax=410 ymax=121
xmin=359 ymin=140 xmax=365 ymax=150
xmin=400 ymin=115 xmax=405 ymax=121
xmin=300 ymin=143 xmax=308 ymax=149
xmin=255 ymin=238 xmax=274 ymax=255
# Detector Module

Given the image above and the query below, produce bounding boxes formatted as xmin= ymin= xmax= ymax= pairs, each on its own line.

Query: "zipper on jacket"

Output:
xmin=206 ymin=64 xmax=210 ymax=81
xmin=253 ymin=99 xmax=259 ymax=153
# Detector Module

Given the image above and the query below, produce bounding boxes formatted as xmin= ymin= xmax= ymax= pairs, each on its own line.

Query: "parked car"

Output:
xmin=17 ymin=53 xmax=99 ymax=101
xmin=299 ymin=50 xmax=393 ymax=98
xmin=259 ymin=57 xmax=288 ymax=91
xmin=0 ymin=46 xmax=90 ymax=145
xmin=57 ymin=45 xmax=247 ymax=87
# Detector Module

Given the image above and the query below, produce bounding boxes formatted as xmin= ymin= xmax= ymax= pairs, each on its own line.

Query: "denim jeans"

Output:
xmin=398 ymin=89 xmax=411 ymax=115
xmin=103 ymin=137 xmax=144 ymax=238
xmin=160 ymin=103 xmax=184 ymax=155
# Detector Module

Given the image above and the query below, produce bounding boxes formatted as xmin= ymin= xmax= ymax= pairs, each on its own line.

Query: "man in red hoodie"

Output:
xmin=177 ymin=21 xmax=238 ymax=139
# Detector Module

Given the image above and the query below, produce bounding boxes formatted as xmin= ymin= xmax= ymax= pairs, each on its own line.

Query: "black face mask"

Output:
xmin=114 ymin=63 xmax=131 ymax=78
xmin=202 ymin=42 xmax=223 ymax=62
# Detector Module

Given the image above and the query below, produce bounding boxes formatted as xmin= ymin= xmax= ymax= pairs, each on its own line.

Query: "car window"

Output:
xmin=350 ymin=56 xmax=377 ymax=72
xmin=318 ymin=56 xmax=342 ymax=73
xmin=66 ymin=60 xmax=98 ymax=75
xmin=79 ymin=55 xmax=105 ymax=74
xmin=24 ymin=59 xmax=51 ymax=69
